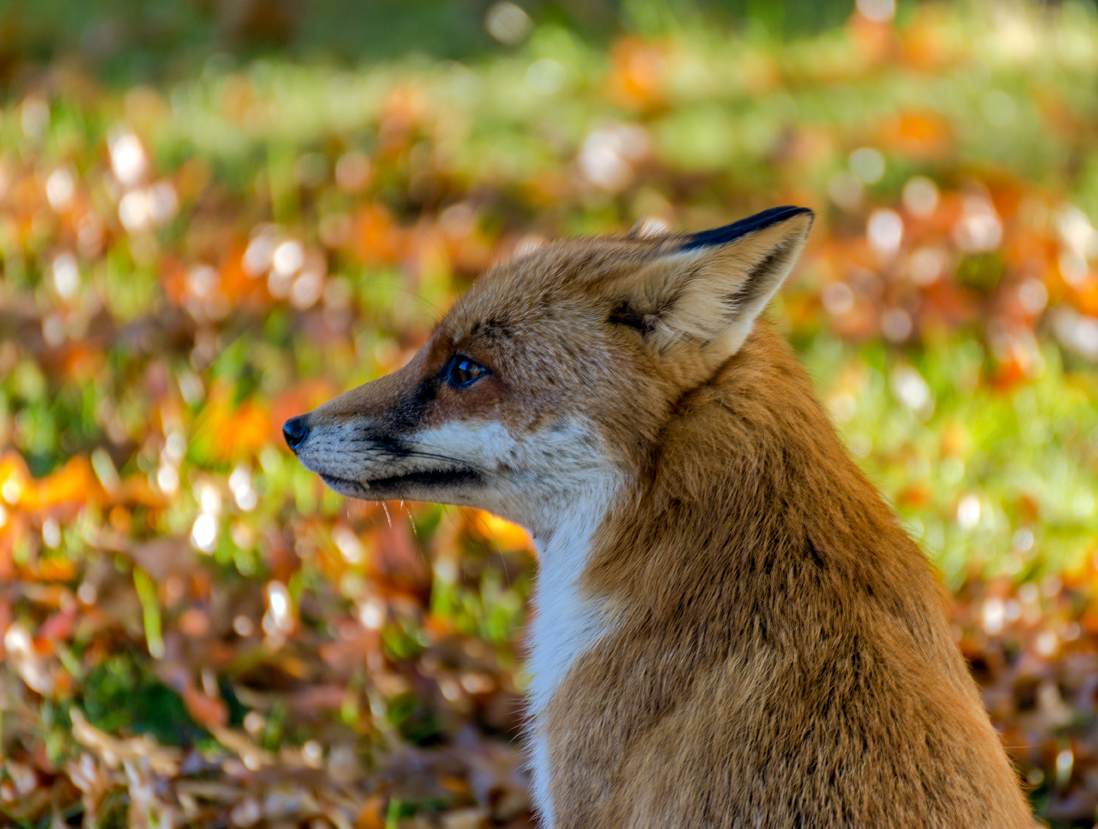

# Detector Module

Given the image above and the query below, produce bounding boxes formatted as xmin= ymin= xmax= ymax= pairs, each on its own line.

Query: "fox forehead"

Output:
xmin=446 ymin=235 xmax=667 ymax=345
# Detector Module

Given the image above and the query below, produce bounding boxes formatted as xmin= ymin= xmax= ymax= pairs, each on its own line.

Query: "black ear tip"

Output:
xmin=680 ymin=205 xmax=814 ymax=252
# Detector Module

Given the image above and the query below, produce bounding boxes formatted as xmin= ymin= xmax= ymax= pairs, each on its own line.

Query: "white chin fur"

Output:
xmin=297 ymin=416 xmax=616 ymax=532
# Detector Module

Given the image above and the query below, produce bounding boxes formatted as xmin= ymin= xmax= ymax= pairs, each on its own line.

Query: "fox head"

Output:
xmin=284 ymin=206 xmax=813 ymax=537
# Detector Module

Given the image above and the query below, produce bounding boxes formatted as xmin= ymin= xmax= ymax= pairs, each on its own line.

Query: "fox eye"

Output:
xmin=445 ymin=355 xmax=489 ymax=388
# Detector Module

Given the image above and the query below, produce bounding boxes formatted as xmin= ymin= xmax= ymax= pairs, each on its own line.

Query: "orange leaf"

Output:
xmin=1074 ymin=281 xmax=1098 ymax=317
xmin=215 ymin=402 xmax=271 ymax=460
xmin=897 ymin=483 xmax=931 ymax=509
xmin=990 ymin=357 xmax=1027 ymax=392
xmin=192 ymin=386 xmax=275 ymax=463
xmin=182 ymin=683 xmax=229 ymax=729
xmin=60 ymin=342 xmax=105 ymax=383
xmin=606 ymin=37 xmax=668 ymax=111
xmin=24 ymin=457 xmax=104 ymax=512
xmin=350 ymin=204 xmax=407 ymax=267
xmin=470 ymin=510 xmax=532 ymax=552
xmin=0 ymin=451 xmax=31 ymax=504
xmin=355 ymin=795 xmax=387 ymax=829
xmin=36 ymin=557 xmax=77 ymax=582
xmin=879 ymin=112 xmax=950 ymax=159
xmin=218 ymin=242 xmax=261 ymax=302
xmin=272 ymin=380 xmax=340 ymax=440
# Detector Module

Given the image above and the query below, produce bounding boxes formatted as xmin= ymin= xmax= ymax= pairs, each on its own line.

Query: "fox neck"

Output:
xmin=526 ymin=467 xmax=623 ymax=827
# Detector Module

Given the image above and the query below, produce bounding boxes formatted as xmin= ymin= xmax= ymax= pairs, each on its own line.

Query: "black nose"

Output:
xmin=283 ymin=415 xmax=310 ymax=451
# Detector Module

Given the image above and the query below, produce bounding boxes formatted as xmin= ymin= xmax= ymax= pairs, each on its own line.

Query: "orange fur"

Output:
xmin=547 ymin=324 xmax=1032 ymax=827
xmin=287 ymin=208 xmax=1034 ymax=828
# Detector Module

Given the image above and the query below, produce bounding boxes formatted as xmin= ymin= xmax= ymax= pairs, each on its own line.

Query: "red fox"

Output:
xmin=284 ymin=206 xmax=1033 ymax=828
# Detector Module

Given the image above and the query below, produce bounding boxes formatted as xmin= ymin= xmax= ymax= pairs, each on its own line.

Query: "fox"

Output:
xmin=284 ymin=206 xmax=1034 ymax=828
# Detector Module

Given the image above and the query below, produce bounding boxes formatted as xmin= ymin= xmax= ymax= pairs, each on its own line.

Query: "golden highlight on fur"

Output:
xmin=286 ymin=207 xmax=1034 ymax=828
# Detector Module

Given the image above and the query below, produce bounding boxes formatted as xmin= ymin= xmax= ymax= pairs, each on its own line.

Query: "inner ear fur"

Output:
xmin=611 ymin=207 xmax=814 ymax=359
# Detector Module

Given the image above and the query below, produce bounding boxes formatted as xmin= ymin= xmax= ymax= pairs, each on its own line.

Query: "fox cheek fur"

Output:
xmin=286 ymin=206 xmax=1033 ymax=829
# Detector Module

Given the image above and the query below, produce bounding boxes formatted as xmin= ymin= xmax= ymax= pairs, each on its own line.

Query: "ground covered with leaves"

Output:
xmin=2 ymin=1 xmax=1098 ymax=826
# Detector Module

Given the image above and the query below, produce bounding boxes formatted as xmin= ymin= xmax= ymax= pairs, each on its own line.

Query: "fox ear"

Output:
xmin=611 ymin=206 xmax=814 ymax=360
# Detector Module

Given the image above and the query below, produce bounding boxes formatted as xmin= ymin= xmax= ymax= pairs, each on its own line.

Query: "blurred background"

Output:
xmin=1 ymin=0 xmax=1098 ymax=826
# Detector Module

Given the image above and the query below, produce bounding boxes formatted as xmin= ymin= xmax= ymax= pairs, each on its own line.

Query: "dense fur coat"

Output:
xmin=543 ymin=323 xmax=1032 ymax=827
xmin=286 ymin=207 xmax=1034 ymax=828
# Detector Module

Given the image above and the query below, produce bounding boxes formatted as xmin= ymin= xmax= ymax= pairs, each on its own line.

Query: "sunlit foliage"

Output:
xmin=2 ymin=2 xmax=1098 ymax=826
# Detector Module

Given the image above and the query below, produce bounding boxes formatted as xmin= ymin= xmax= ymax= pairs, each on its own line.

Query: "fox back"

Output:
xmin=285 ymin=207 xmax=1033 ymax=828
